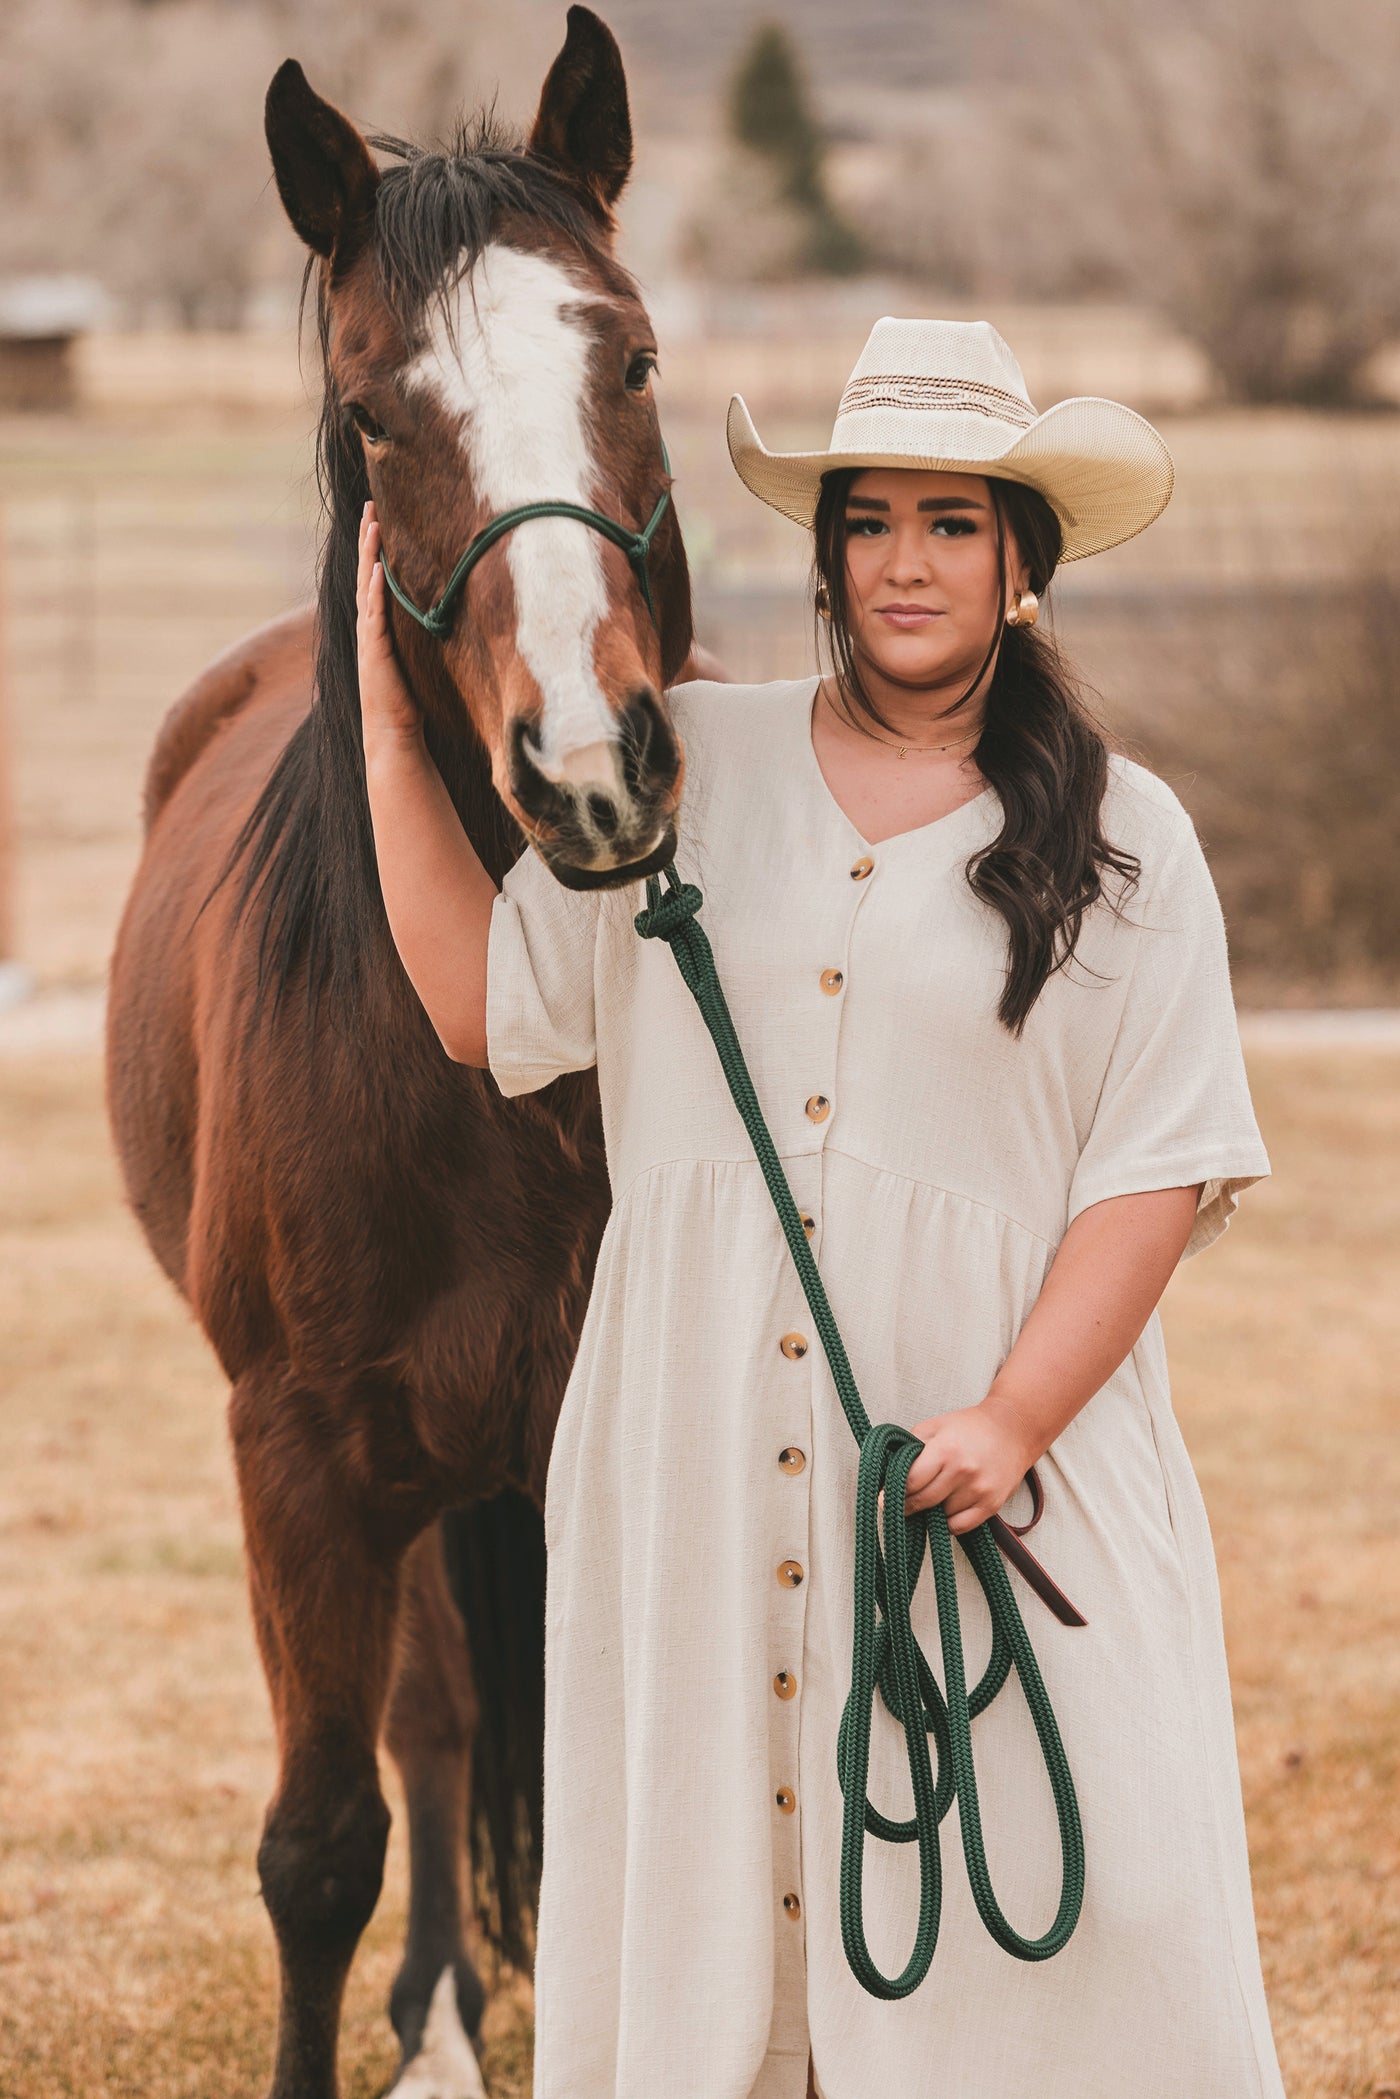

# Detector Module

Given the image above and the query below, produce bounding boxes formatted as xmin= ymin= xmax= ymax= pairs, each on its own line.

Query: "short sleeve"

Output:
xmin=485 ymin=842 xmax=603 ymax=1098
xmin=1066 ymin=819 xmax=1270 ymax=1258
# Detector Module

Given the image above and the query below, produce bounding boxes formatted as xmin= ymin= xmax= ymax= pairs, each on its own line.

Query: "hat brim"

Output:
xmin=726 ymin=393 xmax=1174 ymax=562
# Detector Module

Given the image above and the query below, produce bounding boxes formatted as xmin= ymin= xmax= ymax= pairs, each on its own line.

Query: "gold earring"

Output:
xmin=1005 ymin=589 xmax=1039 ymax=628
xmin=815 ymin=582 xmax=831 ymax=621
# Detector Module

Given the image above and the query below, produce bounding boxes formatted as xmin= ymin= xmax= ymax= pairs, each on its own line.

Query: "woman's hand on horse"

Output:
xmin=356 ymin=503 xmax=423 ymax=751
xmin=902 ymin=1401 xmax=1038 ymax=1532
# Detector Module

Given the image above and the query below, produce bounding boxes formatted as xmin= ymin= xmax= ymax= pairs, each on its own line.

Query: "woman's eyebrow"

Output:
xmin=844 ymin=494 xmax=986 ymax=513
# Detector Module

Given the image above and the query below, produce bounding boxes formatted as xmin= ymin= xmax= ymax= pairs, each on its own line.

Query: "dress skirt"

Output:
xmin=485 ymin=676 xmax=1285 ymax=2099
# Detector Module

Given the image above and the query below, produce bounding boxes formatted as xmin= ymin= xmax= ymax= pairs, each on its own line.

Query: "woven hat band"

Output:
xmin=837 ymin=372 xmax=1037 ymax=430
xmin=828 ymin=404 xmax=1038 ymax=464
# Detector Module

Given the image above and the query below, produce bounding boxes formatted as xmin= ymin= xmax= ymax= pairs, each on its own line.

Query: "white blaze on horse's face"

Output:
xmin=404 ymin=242 xmax=618 ymax=793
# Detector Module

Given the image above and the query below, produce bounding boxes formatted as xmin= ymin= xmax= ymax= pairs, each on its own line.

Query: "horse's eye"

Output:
xmin=348 ymin=402 xmax=389 ymax=444
xmin=625 ymin=352 xmax=658 ymax=394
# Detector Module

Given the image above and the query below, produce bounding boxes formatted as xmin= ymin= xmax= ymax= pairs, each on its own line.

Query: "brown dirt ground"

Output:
xmin=0 ymin=1047 xmax=1396 ymax=2096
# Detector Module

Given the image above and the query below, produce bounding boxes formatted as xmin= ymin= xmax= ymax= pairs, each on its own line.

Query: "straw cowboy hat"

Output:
xmin=726 ymin=316 xmax=1174 ymax=561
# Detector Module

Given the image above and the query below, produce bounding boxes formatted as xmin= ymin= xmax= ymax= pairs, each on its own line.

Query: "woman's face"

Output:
xmin=837 ymin=467 xmax=1027 ymax=693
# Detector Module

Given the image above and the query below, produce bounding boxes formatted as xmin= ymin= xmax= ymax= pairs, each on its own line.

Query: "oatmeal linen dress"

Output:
xmin=485 ymin=676 xmax=1284 ymax=2099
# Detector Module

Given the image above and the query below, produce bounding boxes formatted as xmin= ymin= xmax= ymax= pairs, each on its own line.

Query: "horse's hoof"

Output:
xmin=386 ymin=1965 xmax=488 ymax=2099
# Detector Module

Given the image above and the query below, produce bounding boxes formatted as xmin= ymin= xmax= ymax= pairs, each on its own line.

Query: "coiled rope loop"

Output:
xmin=635 ymin=862 xmax=1085 ymax=1999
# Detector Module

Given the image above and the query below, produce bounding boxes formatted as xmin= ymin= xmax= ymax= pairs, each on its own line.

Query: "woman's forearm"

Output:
xmin=904 ymin=1183 xmax=1202 ymax=1528
xmin=356 ymin=509 xmax=498 ymax=1065
xmin=363 ymin=725 xmax=498 ymax=1065
xmin=981 ymin=1184 xmax=1203 ymax=1461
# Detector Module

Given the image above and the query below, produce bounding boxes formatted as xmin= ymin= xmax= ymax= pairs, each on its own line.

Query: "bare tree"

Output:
xmin=0 ymin=0 xmax=125 ymax=281
xmin=0 ymin=0 xmax=551 ymax=329
xmin=978 ymin=0 xmax=1400 ymax=403
xmin=263 ymin=0 xmax=551 ymax=151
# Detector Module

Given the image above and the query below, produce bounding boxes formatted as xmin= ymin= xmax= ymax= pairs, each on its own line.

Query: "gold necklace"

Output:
xmin=821 ymin=685 xmax=985 ymax=761
xmin=874 ymin=721 xmax=984 ymax=761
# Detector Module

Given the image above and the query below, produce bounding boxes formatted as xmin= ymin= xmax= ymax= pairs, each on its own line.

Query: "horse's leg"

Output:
xmin=231 ymin=1370 xmax=415 ymax=2099
xmin=382 ymin=1524 xmax=488 ymax=2099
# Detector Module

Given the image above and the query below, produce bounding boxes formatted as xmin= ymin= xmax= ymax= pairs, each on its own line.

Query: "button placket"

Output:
xmin=768 ymin=1534 xmax=809 ymax=2023
xmin=768 ymin=1164 xmax=815 ymax=2051
xmin=799 ymin=847 xmax=871 ymax=1149
xmin=766 ymin=861 xmax=871 ymax=2046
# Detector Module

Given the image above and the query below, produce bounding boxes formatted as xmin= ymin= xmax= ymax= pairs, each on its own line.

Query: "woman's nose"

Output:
xmin=883 ymin=531 xmax=932 ymax=586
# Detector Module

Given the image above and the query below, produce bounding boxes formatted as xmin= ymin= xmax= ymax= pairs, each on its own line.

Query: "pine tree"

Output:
xmin=726 ymin=22 xmax=864 ymax=275
xmin=729 ymin=23 xmax=824 ymax=210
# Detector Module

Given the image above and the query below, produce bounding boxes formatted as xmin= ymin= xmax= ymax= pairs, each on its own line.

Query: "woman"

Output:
xmin=356 ymin=318 xmax=1285 ymax=2099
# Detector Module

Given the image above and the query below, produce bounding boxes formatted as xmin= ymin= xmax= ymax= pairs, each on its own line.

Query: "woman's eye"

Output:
xmin=625 ymin=352 xmax=658 ymax=393
xmin=348 ymin=403 xmax=388 ymax=444
xmin=933 ymin=517 xmax=976 ymax=536
xmin=845 ymin=516 xmax=887 ymax=537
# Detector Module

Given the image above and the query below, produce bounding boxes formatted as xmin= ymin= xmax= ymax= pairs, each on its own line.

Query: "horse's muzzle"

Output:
xmin=508 ymin=690 xmax=682 ymax=885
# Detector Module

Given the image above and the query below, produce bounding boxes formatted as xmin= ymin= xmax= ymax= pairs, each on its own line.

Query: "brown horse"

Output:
xmin=105 ymin=12 xmax=700 ymax=2094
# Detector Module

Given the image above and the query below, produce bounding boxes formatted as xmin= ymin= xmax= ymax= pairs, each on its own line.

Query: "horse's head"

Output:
xmin=265 ymin=8 xmax=690 ymax=887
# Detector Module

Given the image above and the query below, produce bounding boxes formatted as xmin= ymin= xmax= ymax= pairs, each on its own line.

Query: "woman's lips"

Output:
xmin=876 ymin=605 xmax=944 ymax=627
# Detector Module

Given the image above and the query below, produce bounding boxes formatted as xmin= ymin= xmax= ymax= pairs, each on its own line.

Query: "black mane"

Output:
xmin=215 ymin=116 xmax=620 ymax=1029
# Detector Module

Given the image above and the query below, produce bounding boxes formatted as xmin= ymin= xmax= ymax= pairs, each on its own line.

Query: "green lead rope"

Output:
xmin=634 ymin=863 xmax=1085 ymax=1999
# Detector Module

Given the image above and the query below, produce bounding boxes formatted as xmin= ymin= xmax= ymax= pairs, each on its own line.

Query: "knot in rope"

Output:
xmin=633 ymin=879 xmax=703 ymax=945
xmin=633 ymin=861 xmax=1086 ymax=2000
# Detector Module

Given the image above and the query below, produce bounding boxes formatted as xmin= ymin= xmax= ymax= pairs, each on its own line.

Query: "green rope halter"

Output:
xmin=634 ymin=863 xmax=1086 ymax=1999
xmin=378 ymin=443 xmax=673 ymax=641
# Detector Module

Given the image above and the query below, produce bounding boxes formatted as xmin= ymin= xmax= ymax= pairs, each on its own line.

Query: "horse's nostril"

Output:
xmin=587 ymin=793 xmax=620 ymax=840
xmin=620 ymin=688 xmax=677 ymax=797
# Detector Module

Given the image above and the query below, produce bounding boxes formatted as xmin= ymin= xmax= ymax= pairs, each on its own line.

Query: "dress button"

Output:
xmin=777 ymin=1559 xmax=805 ymax=1588
xmin=783 ymin=1892 xmax=802 ymax=1918
xmin=849 ymin=856 xmax=874 ymax=880
xmin=805 ymin=1094 xmax=830 ymax=1123
xmin=799 ymin=1211 xmax=816 ymax=1237
xmin=779 ymin=1331 xmax=808 ymax=1360
xmin=820 ymin=968 xmax=844 ymax=995
xmin=776 ymin=1786 xmax=797 ymax=1814
xmin=778 ymin=1446 xmax=807 ymax=1474
xmin=773 ymin=1669 xmax=798 ymax=1699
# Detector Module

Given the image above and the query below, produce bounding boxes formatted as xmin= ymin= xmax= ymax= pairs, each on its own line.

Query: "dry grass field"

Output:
xmin=1 ymin=1047 xmax=1397 ymax=2097
xmin=0 ymin=1048 xmax=534 ymax=2099
xmin=0 ymin=383 xmax=1397 ymax=2095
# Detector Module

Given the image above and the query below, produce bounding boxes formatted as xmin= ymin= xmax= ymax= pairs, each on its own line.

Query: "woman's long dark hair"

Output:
xmin=812 ymin=468 xmax=1140 ymax=1033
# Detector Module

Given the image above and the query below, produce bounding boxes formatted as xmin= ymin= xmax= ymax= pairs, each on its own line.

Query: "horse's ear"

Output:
xmin=528 ymin=6 xmax=633 ymax=219
xmin=265 ymin=60 xmax=379 ymax=264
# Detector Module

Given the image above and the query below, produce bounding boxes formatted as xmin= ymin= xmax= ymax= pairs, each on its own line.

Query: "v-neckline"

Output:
xmin=797 ymin=675 xmax=995 ymax=852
